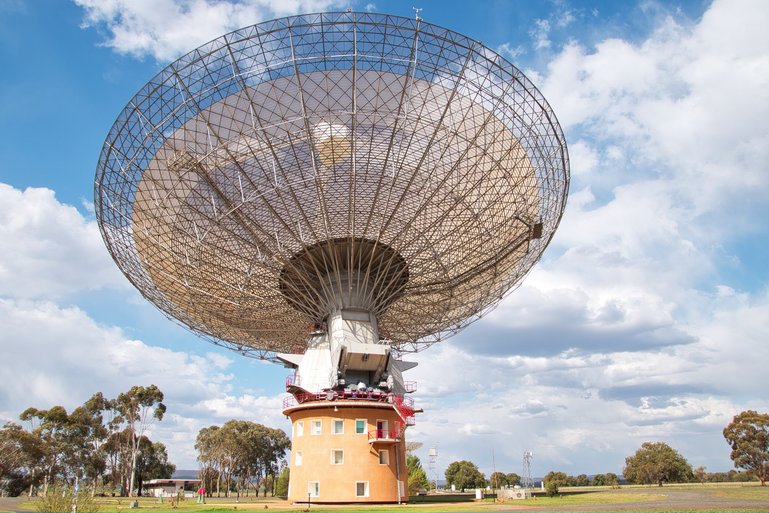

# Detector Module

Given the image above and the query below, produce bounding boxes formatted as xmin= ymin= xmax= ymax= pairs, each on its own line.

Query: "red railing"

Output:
xmin=282 ymin=392 xmax=335 ymax=409
xmin=391 ymin=394 xmax=415 ymax=419
xmin=285 ymin=374 xmax=301 ymax=388
xmin=282 ymin=391 xmax=416 ymax=425
xmin=368 ymin=422 xmax=404 ymax=442
xmin=286 ymin=373 xmax=302 ymax=388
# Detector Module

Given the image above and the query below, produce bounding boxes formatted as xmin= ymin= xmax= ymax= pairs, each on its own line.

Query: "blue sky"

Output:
xmin=2 ymin=0 xmax=769 ymax=480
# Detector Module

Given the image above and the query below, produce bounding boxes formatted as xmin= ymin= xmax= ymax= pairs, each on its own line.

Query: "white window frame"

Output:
xmin=295 ymin=451 xmax=303 ymax=466
xmin=295 ymin=421 xmax=304 ymax=437
xmin=355 ymin=418 xmax=366 ymax=434
xmin=311 ymin=419 xmax=322 ymax=435
xmin=355 ymin=481 xmax=369 ymax=498
xmin=331 ymin=448 xmax=344 ymax=465
xmin=378 ymin=448 xmax=390 ymax=465
xmin=308 ymin=481 xmax=319 ymax=498
xmin=332 ymin=418 xmax=344 ymax=435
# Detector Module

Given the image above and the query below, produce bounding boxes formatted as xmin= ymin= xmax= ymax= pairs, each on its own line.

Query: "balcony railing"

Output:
xmin=404 ymin=381 xmax=417 ymax=393
xmin=282 ymin=391 xmax=417 ymax=424
xmin=368 ymin=422 xmax=404 ymax=443
xmin=391 ymin=394 xmax=415 ymax=419
xmin=285 ymin=374 xmax=301 ymax=388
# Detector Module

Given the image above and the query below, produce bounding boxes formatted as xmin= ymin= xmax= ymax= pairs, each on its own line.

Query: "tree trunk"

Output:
xmin=27 ymin=468 xmax=36 ymax=497
xmin=128 ymin=445 xmax=138 ymax=496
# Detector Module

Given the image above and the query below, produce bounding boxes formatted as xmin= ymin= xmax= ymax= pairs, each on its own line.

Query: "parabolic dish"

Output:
xmin=95 ymin=12 xmax=569 ymax=359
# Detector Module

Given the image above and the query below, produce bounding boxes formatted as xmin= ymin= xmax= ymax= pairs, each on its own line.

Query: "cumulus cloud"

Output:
xmin=496 ymin=42 xmax=524 ymax=62
xmin=57 ymin=0 xmax=769 ymax=477
xmin=75 ymin=0 xmax=345 ymax=61
xmin=461 ymin=0 xmax=769 ymax=363
xmin=0 ymin=297 xmax=290 ymax=467
xmin=530 ymin=19 xmax=551 ymax=50
xmin=0 ymin=183 xmax=290 ymax=467
xmin=0 ymin=184 xmax=126 ymax=299
xmin=410 ymin=341 xmax=748 ymax=475
xmin=541 ymin=0 xmax=769 ymax=213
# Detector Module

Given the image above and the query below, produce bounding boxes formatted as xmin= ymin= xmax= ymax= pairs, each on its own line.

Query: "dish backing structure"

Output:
xmin=95 ymin=11 xmax=569 ymax=503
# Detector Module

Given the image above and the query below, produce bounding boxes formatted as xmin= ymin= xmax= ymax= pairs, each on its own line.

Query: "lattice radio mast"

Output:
xmin=522 ymin=451 xmax=534 ymax=496
xmin=428 ymin=446 xmax=438 ymax=490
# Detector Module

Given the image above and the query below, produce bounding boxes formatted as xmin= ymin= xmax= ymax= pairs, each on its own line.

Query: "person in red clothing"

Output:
xmin=197 ymin=485 xmax=206 ymax=504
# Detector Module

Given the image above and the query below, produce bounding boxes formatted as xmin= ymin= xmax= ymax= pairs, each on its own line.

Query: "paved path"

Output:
xmin=0 ymin=498 xmax=24 ymax=513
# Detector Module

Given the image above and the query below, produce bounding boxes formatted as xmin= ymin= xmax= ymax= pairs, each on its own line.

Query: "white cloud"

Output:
xmin=541 ymin=0 xmax=769 ymax=214
xmin=0 ymin=183 xmax=292 ymax=468
xmin=530 ymin=19 xmax=551 ymax=50
xmin=75 ymin=0 xmax=345 ymax=61
xmin=53 ymin=0 xmax=769 ymax=478
xmin=496 ymin=42 xmax=524 ymax=62
xmin=409 ymin=341 xmax=754 ymax=476
xmin=0 ymin=184 xmax=126 ymax=299
xmin=0 ymin=297 xmax=289 ymax=468
xmin=459 ymin=0 xmax=769 ymax=362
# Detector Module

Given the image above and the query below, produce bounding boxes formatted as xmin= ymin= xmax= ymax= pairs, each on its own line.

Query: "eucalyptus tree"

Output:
xmin=623 ymin=442 xmax=693 ymax=486
xmin=407 ymin=455 xmax=429 ymax=495
xmin=19 ymin=406 xmax=71 ymax=496
xmin=134 ymin=436 xmax=175 ymax=496
xmin=723 ymin=410 xmax=769 ymax=485
xmin=195 ymin=421 xmax=289 ymax=497
xmin=113 ymin=385 xmax=166 ymax=497
xmin=196 ymin=425 xmax=225 ymax=496
xmin=444 ymin=460 xmax=486 ymax=492
xmin=0 ymin=422 xmax=43 ymax=496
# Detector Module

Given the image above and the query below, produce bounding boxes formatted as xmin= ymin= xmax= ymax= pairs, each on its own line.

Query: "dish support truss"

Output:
xmin=95 ymin=12 xmax=569 ymax=360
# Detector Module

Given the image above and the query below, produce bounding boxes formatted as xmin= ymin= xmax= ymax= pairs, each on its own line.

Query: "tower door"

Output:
xmin=376 ymin=419 xmax=388 ymax=438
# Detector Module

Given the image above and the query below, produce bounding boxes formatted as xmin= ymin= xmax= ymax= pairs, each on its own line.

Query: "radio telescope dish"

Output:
xmin=95 ymin=12 xmax=569 ymax=360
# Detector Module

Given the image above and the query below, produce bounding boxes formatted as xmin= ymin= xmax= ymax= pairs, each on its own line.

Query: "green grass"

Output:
xmin=12 ymin=484 xmax=769 ymax=513
xmin=492 ymin=490 xmax=666 ymax=508
xmin=16 ymin=492 xmax=662 ymax=513
xmin=706 ymin=485 xmax=769 ymax=499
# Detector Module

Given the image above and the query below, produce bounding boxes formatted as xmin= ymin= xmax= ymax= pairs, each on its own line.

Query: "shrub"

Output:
xmin=34 ymin=489 xmax=100 ymax=513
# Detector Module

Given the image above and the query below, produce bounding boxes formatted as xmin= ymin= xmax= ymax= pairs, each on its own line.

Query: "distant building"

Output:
xmin=142 ymin=479 xmax=201 ymax=498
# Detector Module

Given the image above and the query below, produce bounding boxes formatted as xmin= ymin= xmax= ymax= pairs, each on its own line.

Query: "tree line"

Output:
xmin=195 ymin=419 xmax=290 ymax=498
xmin=0 ymin=385 xmax=292 ymax=499
xmin=441 ymin=410 xmax=769 ymax=495
xmin=0 ymin=385 xmax=168 ymax=498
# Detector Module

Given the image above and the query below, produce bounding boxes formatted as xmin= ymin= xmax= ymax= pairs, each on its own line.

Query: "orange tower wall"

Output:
xmin=285 ymin=403 xmax=408 ymax=503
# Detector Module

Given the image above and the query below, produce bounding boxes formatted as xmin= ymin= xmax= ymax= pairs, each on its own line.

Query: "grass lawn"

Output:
xmin=12 ymin=484 xmax=769 ymax=513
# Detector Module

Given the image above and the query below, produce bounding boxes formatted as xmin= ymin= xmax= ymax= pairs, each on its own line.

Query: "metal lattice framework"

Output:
xmin=95 ymin=12 xmax=569 ymax=359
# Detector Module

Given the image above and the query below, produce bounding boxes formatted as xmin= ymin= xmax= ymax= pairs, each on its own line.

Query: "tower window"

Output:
xmin=331 ymin=449 xmax=344 ymax=465
xmin=333 ymin=419 xmax=344 ymax=434
xmin=356 ymin=481 xmax=369 ymax=497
